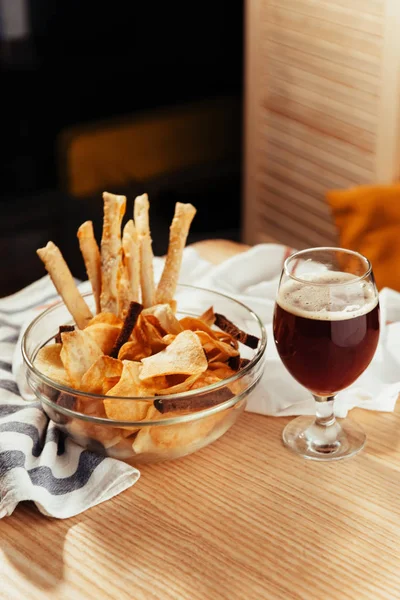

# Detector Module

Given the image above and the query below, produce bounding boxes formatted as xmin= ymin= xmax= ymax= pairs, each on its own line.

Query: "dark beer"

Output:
xmin=273 ymin=272 xmax=380 ymax=396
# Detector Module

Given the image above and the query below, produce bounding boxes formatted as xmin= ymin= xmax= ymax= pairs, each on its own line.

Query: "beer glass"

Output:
xmin=273 ymin=248 xmax=380 ymax=460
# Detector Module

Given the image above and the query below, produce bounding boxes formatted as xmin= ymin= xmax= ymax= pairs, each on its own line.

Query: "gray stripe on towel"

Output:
xmin=0 ymin=361 xmax=12 ymax=373
xmin=0 ymin=402 xmax=41 ymax=418
xmin=0 ymin=449 xmax=104 ymax=494
xmin=0 ymin=421 xmax=60 ymax=457
xmin=0 ymin=380 xmax=21 ymax=396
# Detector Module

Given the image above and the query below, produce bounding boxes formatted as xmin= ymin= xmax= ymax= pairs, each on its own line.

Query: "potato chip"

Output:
xmin=208 ymin=362 xmax=237 ymax=380
xmin=179 ymin=316 xmax=218 ymax=337
xmin=67 ymin=413 xmax=124 ymax=449
xmin=214 ymin=330 xmax=239 ymax=350
xmin=189 ymin=371 xmax=223 ymax=390
xmin=155 ymin=373 xmax=202 ymax=395
xmin=34 ymin=344 xmax=72 ymax=387
xmin=80 ymin=356 xmax=123 ymax=394
xmin=85 ymin=323 xmax=121 ymax=355
xmin=139 ymin=330 xmax=208 ymax=381
xmin=60 ymin=330 xmax=103 ymax=388
xmin=103 ymin=361 xmax=153 ymax=427
xmin=199 ymin=306 xmax=216 ymax=327
xmin=137 ymin=315 xmax=166 ymax=354
xmin=118 ymin=339 xmax=152 ymax=362
xmin=144 ymin=314 xmax=167 ymax=336
xmin=86 ymin=312 xmax=123 ymax=327
xmin=143 ymin=304 xmax=183 ymax=335
xmin=132 ymin=405 xmax=226 ymax=454
xmin=195 ymin=330 xmax=239 ymax=363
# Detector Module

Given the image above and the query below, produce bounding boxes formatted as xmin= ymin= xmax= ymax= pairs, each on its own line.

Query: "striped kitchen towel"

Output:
xmin=0 ymin=276 xmax=139 ymax=519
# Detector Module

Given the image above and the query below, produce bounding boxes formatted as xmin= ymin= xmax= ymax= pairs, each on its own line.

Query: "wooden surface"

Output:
xmin=2 ymin=241 xmax=400 ymax=600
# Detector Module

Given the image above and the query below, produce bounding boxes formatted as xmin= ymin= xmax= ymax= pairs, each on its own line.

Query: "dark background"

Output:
xmin=0 ymin=1 xmax=244 ymax=295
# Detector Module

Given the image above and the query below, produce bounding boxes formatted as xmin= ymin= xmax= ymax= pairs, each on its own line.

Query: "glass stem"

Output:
xmin=313 ymin=395 xmax=336 ymax=427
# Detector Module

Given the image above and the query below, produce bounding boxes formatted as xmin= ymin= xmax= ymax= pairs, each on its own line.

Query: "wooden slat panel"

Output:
xmin=263 ymin=25 xmax=381 ymax=76
xmin=257 ymin=154 xmax=343 ymax=204
xmin=265 ymin=78 xmax=376 ymax=132
xmin=243 ymin=0 xmax=400 ymax=248
xmin=264 ymin=6 xmax=382 ymax=56
xmin=260 ymin=118 xmax=374 ymax=179
xmin=264 ymin=40 xmax=379 ymax=95
xmin=257 ymin=185 xmax=337 ymax=238
xmin=263 ymin=63 xmax=378 ymax=116
xmin=267 ymin=0 xmax=384 ymax=35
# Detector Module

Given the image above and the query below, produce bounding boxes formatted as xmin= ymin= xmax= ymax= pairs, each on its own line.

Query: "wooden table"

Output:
xmin=1 ymin=240 xmax=400 ymax=600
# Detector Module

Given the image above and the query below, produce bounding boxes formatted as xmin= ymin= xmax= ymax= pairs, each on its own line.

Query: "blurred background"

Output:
xmin=3 ymin=1 xmax=399 ymax=297
xmin=0 ymin=0 xmax=244 ymax=295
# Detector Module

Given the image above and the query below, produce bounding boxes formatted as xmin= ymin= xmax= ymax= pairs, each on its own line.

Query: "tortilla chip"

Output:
xmin=60 ymin=330 xmax=103 ymax=388
xmin=86 ymin=312 xmax=123 ymax=327
xmin=80 ymin=356 xmax=123 ymax=394
xmin=162 ymin=334 xmax=176 ymax=345
xmin=85 ymin=323 xmax=121 ymax=355
xmin=139 ymin=330 xmax=208 ymax=381
xmin=34 ymin=344 xmax=72 ymax=387
xmin=142 ymin=304 xmax=183 ymax=335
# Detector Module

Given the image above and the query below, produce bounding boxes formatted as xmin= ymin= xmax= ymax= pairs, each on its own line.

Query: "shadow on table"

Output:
xmin=2 ymin=501 xmax=85 ymax=593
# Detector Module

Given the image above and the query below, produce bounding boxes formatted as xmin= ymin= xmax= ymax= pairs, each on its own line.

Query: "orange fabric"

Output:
xmin=327 ymin=184 xmax=400 ymax=291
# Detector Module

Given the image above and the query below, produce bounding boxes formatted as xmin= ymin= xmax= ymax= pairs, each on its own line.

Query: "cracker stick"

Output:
xmin=122 ymin=220 xmax=140 ymax=302
xmin=117 ymin=263 xmax=131 ymax=320
xmin=156 ymin=202 xmax=196 ymax=304
xmin=37 ymin=242 xmax=93 ymax=329
xmin=77 ymin=221 xmax=102 ymax=314
xmin=117 ymin=220 xmax=140 ymax=319
xmin=100 ymin=192 xmax=126 ymax=314
xmin=134 ymin=194 xmax=155 ymax=308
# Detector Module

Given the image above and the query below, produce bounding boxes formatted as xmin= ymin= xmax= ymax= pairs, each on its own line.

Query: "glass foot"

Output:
xmin=282 ymin=416 xmax=366 ymax=461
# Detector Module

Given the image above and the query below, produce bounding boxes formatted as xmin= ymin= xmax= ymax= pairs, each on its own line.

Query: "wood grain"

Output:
xmin=1 ymin=240 xmax=400 ymax=600
xmin=1 ymin=407 xmax=400 ymax=600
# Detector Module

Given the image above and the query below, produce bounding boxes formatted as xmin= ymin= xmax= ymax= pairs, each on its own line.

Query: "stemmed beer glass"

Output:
xmin=273 ymin=248 xmax=380 ymax=461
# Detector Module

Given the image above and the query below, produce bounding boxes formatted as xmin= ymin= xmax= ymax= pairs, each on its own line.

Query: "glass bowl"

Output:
xmin=22 ymin=285 xmax=267 ymax=464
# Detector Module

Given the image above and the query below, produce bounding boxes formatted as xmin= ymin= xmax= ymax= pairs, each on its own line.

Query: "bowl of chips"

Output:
xmin=21 ymin=191 xmax=266 ymax=463
xmin=22 ymin=287 xmax=266 ymax=463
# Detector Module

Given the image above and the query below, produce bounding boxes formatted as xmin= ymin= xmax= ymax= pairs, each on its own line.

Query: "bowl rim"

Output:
xmin=22 ymin=284 xmax=267 ymax=407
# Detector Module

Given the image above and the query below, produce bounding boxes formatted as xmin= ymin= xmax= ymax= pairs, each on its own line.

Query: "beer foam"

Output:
xmin=277 ymin=271 xmax=378 ymax=321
